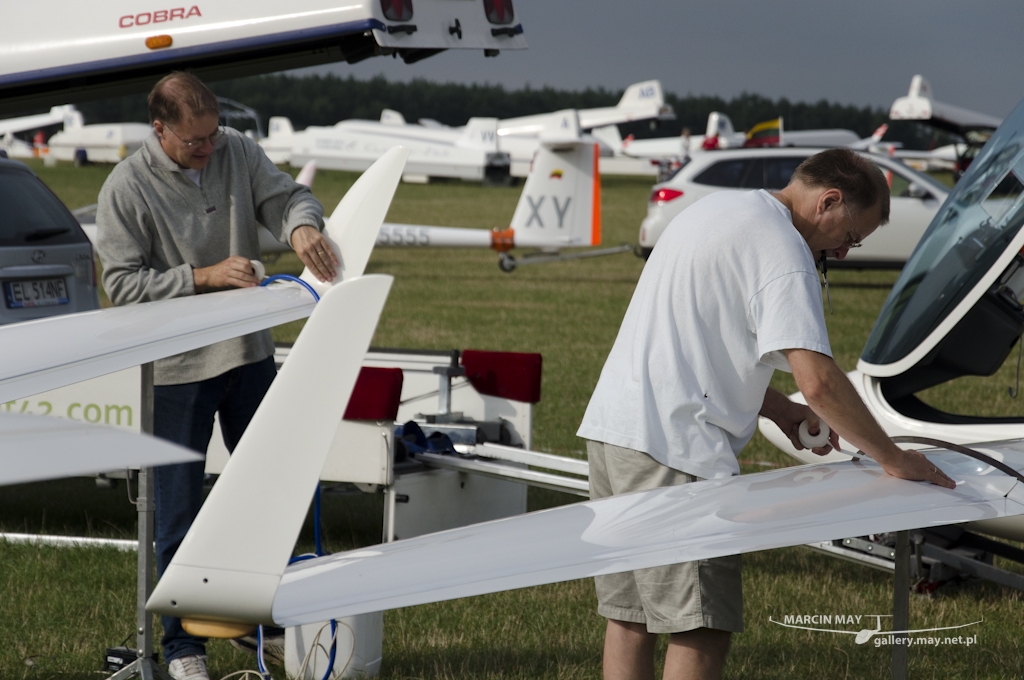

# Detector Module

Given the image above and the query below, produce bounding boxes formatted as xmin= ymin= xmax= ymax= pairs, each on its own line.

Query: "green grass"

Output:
xmin=3 ymin=159 xmax=1024 ymax=678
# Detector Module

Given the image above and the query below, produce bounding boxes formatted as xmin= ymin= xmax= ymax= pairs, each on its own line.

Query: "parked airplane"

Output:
xmin=143 ymin=179 xmax=1024 ymax=636
xmin=292 ymin=111 xmax=624 ymax=271
xmin=45 ymin=110 xmax=153 ymax=164
xmin=593 ymin=113 xmax=887 ymax=169
xmin=79 ymin=112 xmax=625 ymax=272
xmin=261 ymin=80 xmax=674 ymax=180
xmin=889 ymin=75 xmax=1003 ymax=176
xmin=759 ymin=93 xmax=1024 ymax=546
xmin=0 ymin=104 xmax=78 ymax=137
xmin=0 ymin=105 xmax=81 ymax=158
xmin=0 ymin=0 xmax=527 ymax=116
xmin=9 ymin=121 xmax=1023 ymax=656
xmin=144 ymin=99 xmax=1024 ymax=637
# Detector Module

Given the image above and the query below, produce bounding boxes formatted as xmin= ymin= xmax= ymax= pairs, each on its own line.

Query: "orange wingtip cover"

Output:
xmin=181 ymin=618 xmax=256 ymax=639
xmin=146 ymin=35 xmax=173 ymax=50
xmin=490 ymin=228 xmax=515 ymax=252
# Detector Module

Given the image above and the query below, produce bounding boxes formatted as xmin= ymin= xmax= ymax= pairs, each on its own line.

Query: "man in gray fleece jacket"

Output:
xmin=96 ymin=72 xmax=331 ymax=680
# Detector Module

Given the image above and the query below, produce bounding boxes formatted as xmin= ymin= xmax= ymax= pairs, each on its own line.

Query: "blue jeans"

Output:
xmin=152 ymin=356 xmax=276 ymax=662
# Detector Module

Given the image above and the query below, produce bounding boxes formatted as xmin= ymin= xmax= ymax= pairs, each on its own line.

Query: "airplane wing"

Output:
xmin=1 ymin=146 xmax=409 ymax=404
xmin=270 ymin=448 xmax=1024 ymax=625
xmin=0 ymin=285 xmax=315 ymax=405
xmin=0 ymin=412 xmax=200 ymax=486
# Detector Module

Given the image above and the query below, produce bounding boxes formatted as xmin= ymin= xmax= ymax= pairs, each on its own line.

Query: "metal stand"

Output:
xmin=109 ymin=364 xmax=172 ymax=680
xmin=892 ymin=530 xmax=910 ymax=680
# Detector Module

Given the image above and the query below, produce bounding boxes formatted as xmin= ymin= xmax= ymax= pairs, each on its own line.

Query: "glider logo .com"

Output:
xmin=768 ymin=614 xmax=983 ymax=646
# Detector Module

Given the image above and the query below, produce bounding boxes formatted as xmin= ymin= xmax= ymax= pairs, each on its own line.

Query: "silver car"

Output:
xmin=0 ymin=157 xmax=99 ymax=324
xmin=638 ymin=147 xmax=950 ymax=268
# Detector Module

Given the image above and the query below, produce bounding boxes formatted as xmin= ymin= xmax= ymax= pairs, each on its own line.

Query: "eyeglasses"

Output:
xmin=163 ymin=124 xmax=224 ymax=149
xmin=842 ymin=204 xmax=863 ymax=249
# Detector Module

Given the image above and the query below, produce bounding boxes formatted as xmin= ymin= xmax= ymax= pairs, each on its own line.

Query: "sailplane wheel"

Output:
xmin=498 ymin=253 xmax=517 ymax=273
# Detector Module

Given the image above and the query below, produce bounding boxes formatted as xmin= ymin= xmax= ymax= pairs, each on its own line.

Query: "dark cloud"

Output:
xmin=299 ymin=0 xmax=1021 ymax=118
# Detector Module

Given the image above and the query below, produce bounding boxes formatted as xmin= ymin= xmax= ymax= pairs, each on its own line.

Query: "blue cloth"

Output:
xmin=152 ymin=356 xmax=276 ymax=662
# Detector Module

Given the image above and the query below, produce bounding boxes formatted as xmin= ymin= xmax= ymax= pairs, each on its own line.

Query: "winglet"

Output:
xmin=295 ymin=159 xmax=317 ymax=188
xmin=147 ymin=274 xmax=394 ymax=628
xmin=300 ymin=146 xmax=410 ymax=294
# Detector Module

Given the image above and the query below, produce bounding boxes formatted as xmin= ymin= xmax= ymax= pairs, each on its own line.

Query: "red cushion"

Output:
xmin=461 ymin=350 xmax=542 ymax=404
xmin=343 ymin=367 xmax=404 ymax=421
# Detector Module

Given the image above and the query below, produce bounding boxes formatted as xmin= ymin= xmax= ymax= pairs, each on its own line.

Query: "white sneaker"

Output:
xmin=167 ymin=654 xmax=210 ymax=680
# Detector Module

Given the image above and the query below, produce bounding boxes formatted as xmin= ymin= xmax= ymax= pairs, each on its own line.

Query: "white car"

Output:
xmin=637 ymin=147 xmax=950 ymax=268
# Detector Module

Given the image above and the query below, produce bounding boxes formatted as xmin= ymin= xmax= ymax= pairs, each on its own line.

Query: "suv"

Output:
xmin=0 ymin=158 xmax=99 ymax=324
xmin=638 ymin=147 xmax=950 ymax=268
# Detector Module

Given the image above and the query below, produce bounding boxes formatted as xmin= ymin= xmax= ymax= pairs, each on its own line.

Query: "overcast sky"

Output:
xmin=299 ymin=0 xmax=1022 ymax=119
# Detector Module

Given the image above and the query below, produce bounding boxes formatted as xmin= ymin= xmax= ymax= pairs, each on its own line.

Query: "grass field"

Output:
xmin=2 ymin=159 xmax=1023 ymax=679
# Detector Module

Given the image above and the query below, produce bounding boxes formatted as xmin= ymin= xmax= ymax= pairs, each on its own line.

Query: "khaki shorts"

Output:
xmin=587 ymin=440 xmax=744 ymax=634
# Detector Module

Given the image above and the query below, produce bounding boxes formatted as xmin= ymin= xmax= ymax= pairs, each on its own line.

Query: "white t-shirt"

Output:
xmin=183 ymin=168 xmax=202 ymax=188
xmin=577 ymin=189 xmax=831 ymax=479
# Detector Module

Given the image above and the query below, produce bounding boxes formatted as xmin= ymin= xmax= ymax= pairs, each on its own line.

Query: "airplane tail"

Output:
xmin=589 ymin=125 xmax=623 ymax=155
xmin=848 ymin=123 xmax=888 ymax=150
xmin=507 ymin=112 xmax=600 ymax=249
xmin=268 ymin=116 xmax=294 ymax=137
xmin=702 ymin=112 xmax=738 ymax=150
xmin=456 ymin=117 xmax=499 ymax=151
xmin=62 ymin=107 xmax=84 ymax=130
xmin=616 ymin=80 xmax=665 ymax=115
xmin=379 ymin=109 xmax=406 ymax=125
xmin=376 ymin=112 xmax=601 ymax=254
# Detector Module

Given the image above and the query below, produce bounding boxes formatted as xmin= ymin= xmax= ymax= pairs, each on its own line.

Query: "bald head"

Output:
xmin=148 ymin=71 xmax=219 ymax=127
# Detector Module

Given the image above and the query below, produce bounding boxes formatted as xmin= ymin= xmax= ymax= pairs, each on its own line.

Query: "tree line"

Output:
xmin=76 ymin=73 xmax=942 ymax=149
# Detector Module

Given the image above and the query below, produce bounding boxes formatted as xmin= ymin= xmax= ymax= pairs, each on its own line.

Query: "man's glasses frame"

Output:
xmin=163 ymin=124 xmax=224 ymax=149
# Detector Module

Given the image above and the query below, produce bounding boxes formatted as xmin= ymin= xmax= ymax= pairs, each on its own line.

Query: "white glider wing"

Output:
xmin=271 ymin=449 xmax=1024 ymax=625
xmin=0 ymin=286 xmax=315 ymax=405
xmin=1 ymin=146 xmax=409 ymax=404
xmin=0 ymin=413 xmax=200 ymax=486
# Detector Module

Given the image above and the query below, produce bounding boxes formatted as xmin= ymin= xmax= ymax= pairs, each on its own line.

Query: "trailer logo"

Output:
xmin=769 ymin=614 xmax=983 ymax=646
xmin=119 ymin=6 xmax=201 ymax=28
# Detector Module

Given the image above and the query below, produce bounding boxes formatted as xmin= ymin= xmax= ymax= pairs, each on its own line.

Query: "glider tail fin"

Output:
xmin=268 ymin=116 xmax=294 ymax=137
xmin=456 ymin=117 xmax=499 ymax=151
xmin=507 ymin=115 xmax=601 ymax=249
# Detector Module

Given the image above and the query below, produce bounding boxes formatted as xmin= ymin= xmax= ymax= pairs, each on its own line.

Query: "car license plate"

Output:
xmin=4 ymin=278 xmax=69 ymax=309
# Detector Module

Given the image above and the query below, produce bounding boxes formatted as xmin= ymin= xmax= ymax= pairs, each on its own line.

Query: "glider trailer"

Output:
xmin=0 ymin=0 xmax=527 ymax=116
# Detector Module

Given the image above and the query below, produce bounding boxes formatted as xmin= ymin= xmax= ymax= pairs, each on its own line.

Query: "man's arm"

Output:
xmin=785 ymin=348 xmax=955 ymax=488
xmin=96 ymin=176 xmax=196 ymax=305
xmin=759 ymin=386 xmax=839 ymax=455
xmin=242 ymin=135 xmax=336 ymax=282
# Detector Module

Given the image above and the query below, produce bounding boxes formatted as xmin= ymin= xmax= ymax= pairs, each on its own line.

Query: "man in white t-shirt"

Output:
xmin=578 ymin=149 xmax=954 ymax=680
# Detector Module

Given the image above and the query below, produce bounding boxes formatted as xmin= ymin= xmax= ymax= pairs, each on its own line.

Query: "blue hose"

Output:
xmin=266 ymin=485 xmax=335 ymax=680
xmin=259 ymin=274 xmax=320 ymax=302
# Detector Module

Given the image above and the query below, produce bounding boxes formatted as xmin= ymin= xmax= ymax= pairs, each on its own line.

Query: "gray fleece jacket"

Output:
xmin=96 ymin=128 xmax=324 ymax=385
